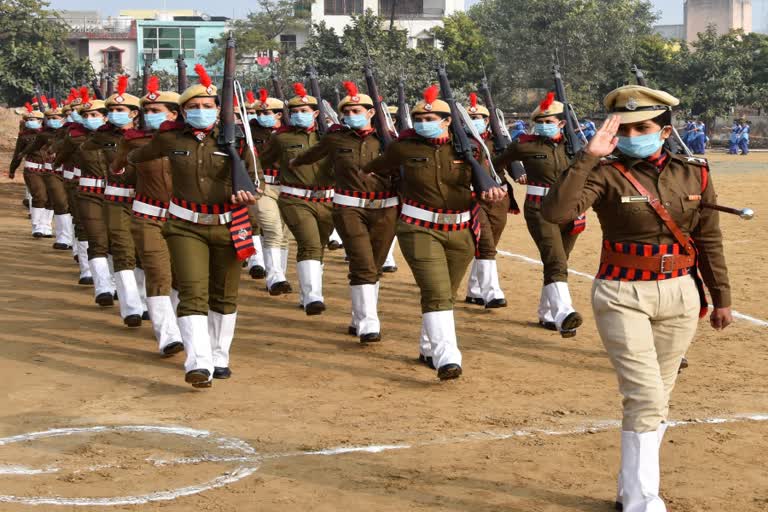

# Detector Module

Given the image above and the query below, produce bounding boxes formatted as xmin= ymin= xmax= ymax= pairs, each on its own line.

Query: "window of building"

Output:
xmin=280 ymin=34 xmax=297 ymax=53
xmin=143 ymin=26 xmax=196 ymax=60
xmin=379 ymin=0 xmax=424 ymax=17
xmin=104 ymin=49 xmax=123 ymax=72
xmin=324 ymin=0 xmax=363 ymax=15
xmin=416 ymin=37 xmax=435 ymax=49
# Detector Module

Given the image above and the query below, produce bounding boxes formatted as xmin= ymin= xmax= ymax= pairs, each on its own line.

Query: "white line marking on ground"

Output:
xmin=497 ymin=250 xmax=768 ymax=327
xmin=1 ymin=415 xmax=766 ymax=506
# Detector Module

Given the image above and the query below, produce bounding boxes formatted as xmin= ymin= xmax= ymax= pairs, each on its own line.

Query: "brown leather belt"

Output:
xmin=600 ymin=249 xmax=695 ymax=274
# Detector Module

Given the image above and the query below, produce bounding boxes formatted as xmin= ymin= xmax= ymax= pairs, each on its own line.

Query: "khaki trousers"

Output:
xmin=278 ymin=196 xmax=334 ymax=262
xmin=25 ymin=171 xmax=48 ymax=208
xmin=78 ymin=192 xmax=110 ymax=259
xmin=253 ymin=184 xmax=289 ymax=250
xmin=42 ymin=174 xmax=69 ymax=215
xmin=592 ymin=275 xmax=700 ymax=433
xmin=333 ymin=206 xmax=397 ymax=285
xmin=476 ymin=196 xmax=509 ymax=260
xmin=397 ymin=221 xmax=475 ymax=313
xmin=105 ymin=202 xmax=137 ymax=272
xmin=164 ymin=219 xmax=241 ymax=317
xmin=131 ymin=216 xmax=173 ymax=297
xmin=524 ymin=203 xmax=579 ymax=285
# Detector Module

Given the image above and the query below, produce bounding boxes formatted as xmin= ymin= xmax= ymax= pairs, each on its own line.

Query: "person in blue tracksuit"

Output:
xmin=682 ymin=120 xmax=695 ymax=146
xmin=690 ymin=120 xmax=706 ymax=154
xmin=738 ymin=120 xmax=750 ymax=155
xmin=728 ymin=120 xmax=741 ymax=154
xmin=510 ymin=119 xmax=527 ymax=141
xmin=581 ymin=118 xmax=597 ymax=141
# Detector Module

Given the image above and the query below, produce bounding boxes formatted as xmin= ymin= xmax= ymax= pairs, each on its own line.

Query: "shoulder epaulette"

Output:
xmin=517 ymin=134 xmax=538 ymax=144
xmin=599 ymin=154 xmax=619 ymax=165
xmin=683 ymin=155 xmax=708 ymax=166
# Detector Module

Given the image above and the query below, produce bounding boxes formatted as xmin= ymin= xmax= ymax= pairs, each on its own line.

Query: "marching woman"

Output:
xmin=114 ymin=76 xmax=184 ymax=355
xmin=10 ymin=103 xmax=50 ymax=238
xmin=542 ymin=85 xmax=732 ymax=511
xmin=128 ymin=65 xmax=258 ymax=388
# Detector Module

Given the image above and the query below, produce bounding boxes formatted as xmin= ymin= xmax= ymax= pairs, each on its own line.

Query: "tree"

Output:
xmin=0 ymin=0 xmax=93 ymax=105
xmin=205 ymin=0 xmax=311 ymax=67
xmin=432 ymin=12 xmax=493 ymax=90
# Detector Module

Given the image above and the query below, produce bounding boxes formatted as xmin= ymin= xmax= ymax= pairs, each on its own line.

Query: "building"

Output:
xmin=653 ymin=24 xmax=686 ymax=40
xmin=684 ymin=0 xmax=753 ymax=41
xmin=60 ymin=10 xmax=138 ymax=76
xmin=281 ymin=0 xmax=463 ymax=51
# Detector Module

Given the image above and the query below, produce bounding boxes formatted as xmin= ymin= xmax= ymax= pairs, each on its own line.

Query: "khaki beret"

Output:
xmin=604 ymin=85 xmax=679 ymax=124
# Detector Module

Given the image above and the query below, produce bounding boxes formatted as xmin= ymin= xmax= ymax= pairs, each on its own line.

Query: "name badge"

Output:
xmin=337 ymin=148 xmax=352 ymax=153
xmin=103 ymin=143 xmax=117 ymax=148
xmin=621 ymin=195 xmax=649 ymax=203
xmin=287 ymin=144 xmax=304 ymax=149
xmin=409 ymin=157 xmax=428 ymax=162
xmin=452 ymin=159 xmax=466 ymax=164
xmin=687 ymin=194 xmax=702 ymax=201
xmin=527 ymin=154 xmax=547 ymax=160
xmin=213 ymin=151 xmax=229 ymax=157
xmin=172 ymin=150 xmax=190 ymax=156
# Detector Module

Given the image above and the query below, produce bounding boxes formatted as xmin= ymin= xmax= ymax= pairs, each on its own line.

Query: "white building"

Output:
xmin=284 ymin=0 xmax=463 ymax=50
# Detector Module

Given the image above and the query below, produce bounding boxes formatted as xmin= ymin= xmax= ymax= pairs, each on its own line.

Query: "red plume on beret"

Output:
xmin=539 ymin=92 xmax=555 ymax=111
xmin=50 ymin=98 xmax=58 ymax=109
xmin=293 ymin=83 xmax=307 ymax=97
xmin=259 ymin=88 xmax=268 ymax=104
xmin=469 ymin=92 xmax=478 ymax=108
xmin=342 ymin=81 xmax=358 ymax=98
xmin=80 ymin=87 xmax=89 ymax=104
xmin=424 ymin=84 xmax=439 ymax=104
xmin=246 ymin=90 xmax=255 ymax=104
xmin=40 ymin=95 xmax=48 ymax=105
xmin=25 ymin=102 xmax=33 ymax=113
xmin=117 ymin=75 xmax=128 ymax=95
xmin=147 ymin=76 xmax=160 ymax=95
xmin=194 ymin=64 xmax=212 ymax=88
xmin=70 ymin=87 xmax=78 ymax=97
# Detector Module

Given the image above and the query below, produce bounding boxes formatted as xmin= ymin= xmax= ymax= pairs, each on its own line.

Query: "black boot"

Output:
xmin=213 ymin=367 xmax=232 ymax=379
xmin=437 ymin=364 xmax=462 ymax=380
xmin=185 ymin=369 xmax=212 ymax=388
xmin=95 ymin=292 xmax=114 ymax=307
xmin=305 ymin=301 xmax=326 ymax=316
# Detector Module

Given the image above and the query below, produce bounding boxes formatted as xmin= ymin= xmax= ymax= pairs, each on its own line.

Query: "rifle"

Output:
xmin=91 ymin=77 xmax=105 ymax=100
xmin=363 ymin=62 xmax=394 ymax=149
xmin=33 ymin=84 xmax=48 ymax=111
xmin=270 ymin=72 xmax=291 ymax=125
xmin=435 ymin=63 xmax=500 ymax=194
xmin=218 ymin=32 xmax=256 ymax=195
xmin=105 ymin=73 xmax=114 ymax=97
xmin=306 ymin=65 xmax=329 ymax=136
xmin=177 ymin=54 xmax=188 ymax=93
xmin=552 ymin=63 xmax=584 ymax=159
xmin=396 ymin=76 xmax=412 ymax=131
xmin=631 ymin=64 xmax=690 ymax=157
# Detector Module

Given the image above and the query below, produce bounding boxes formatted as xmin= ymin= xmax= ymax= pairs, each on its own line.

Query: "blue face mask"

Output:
xmin=471 ymin=119 xmax=487 ymax=134
xmin=108 ymin=111 xmax=132 ymax=127
xmin=247 ymin=114 xmax=258 ymax=122
xmin=616 ymin=130 xmax=665 ymax=159
xmin=414 ymin=121 xmax=444 ymax=139
xmin=145 ymin=112 xmax=169 ymax=131
xmin=83 ymin=117 xmax=106 ymax=131
xmin=185 ymin=109 xmax=218 ymax=129
xmin=257 ymin=114 xmax=276 ymax=128
xmin=70 ymin=111 xmax=83 ymax=124
xmin=25 ymin=120 xmax=42 ymax=130
xmin=343 ymin=114 xmax=369 ymax=130
xmin=66 ymin=115 xmax=74 ymax=123
xmin=290 ymin=112 xmax=315 ymax=129
xmin=46 ymin=119 xmax=64 ymax=129
xmin=534 ymin=122 xmax=561 ymax=139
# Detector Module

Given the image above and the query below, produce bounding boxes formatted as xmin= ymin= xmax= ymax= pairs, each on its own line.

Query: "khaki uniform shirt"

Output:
xmin=541 ymin=150 xmax=731 ymax=307
xmin=494 ymin=135 xmax=571 ymax=186
xmin=259 ymin=128 xmax=332 ymax=188
xmin=75 ymin=127 xmax=122 ymax=179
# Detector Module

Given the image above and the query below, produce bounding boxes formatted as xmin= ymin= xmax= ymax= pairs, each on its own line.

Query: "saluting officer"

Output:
xmin=260 ymin=83 xmax=334 ymax=315
xmin=363 ymin=85 xmax=505 ymax=380
xmin=494 ymin=93 xmax=583 ymax=337
xmin=120 ymin=76 xmax=184 ymax=356
xmin=250 ymin=88 xmax=292 ymax=295
xmin=104 ymin=77 xmax=147 ymax=327
xmin=10 ymin=103 xmax=51 ymax=238
xmin=128 ymin=65 xmax=258 ymax=388
xmin=464 ymin=92 xmax=510 ymax=309
xmin=53 ymin=88 xmax=94 ymax=285
xmin=542 ymin=85 xmax=732 ymax=512
xmin=291 ymin=81 xmax=398 ymax=343
xmin=75 ymin=92 xmax=118 ymax=307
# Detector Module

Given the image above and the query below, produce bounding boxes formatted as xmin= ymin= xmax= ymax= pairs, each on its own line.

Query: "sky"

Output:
xmin=45 ymin=0 xmax=685 ymax=24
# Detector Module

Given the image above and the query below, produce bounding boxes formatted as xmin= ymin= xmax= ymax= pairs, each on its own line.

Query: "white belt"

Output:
xmin=333 ymin=193 xmax=399 ymax=209
xmin=63 ymin=170 xmax=75 ymax=180
xmin=104 ymin=185 xmax=136 ymax=198
xmin=73 ymin=167 xmax=82 ymax=177
xmin=280 ymin=185 xmax=334 ymax=200
xmin=168 ymin=202 xmax=232 ymax=225
xmin=401 ymin=204 xmax=471 ymax=224
xmin=24 ymin=162 xmax=44 ymax=170
xmin=526 ymin=185 xmax=550 ymax=197
xmin=79 ymin=177 xmax=105 ymax=188
xmin=264 ymin=175 xmax=278 ymax=184
xmin=43 ymin=163 xmax=53 ymax=171
xmin=132 ymin=200 xmax=168 ymax=218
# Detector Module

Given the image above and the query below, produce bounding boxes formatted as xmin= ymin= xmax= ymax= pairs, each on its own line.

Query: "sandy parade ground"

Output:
xmin=0 ymin=142 xmax=765 ymax=511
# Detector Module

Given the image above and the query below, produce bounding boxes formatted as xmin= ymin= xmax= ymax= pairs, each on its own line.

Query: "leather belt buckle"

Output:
xmin=435 ymin=213 xmax=454 ymax=224
xmin=197 ymin=213 xmax=216 ymax=225
xmin=659 ymin=254 xmax=675 ymax=274
xmin=365 ymin=198 xmax=382 ymax=208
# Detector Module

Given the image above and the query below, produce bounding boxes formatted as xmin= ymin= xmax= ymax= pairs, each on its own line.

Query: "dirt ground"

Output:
xmin=0 ymin=149 xmax=765 ymax=511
